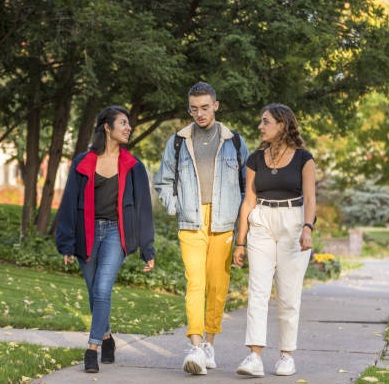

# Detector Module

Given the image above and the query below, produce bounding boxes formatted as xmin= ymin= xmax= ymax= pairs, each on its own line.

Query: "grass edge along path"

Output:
xmin=355 ymin=326 xmax=389 ymax=384
xmin=0 ymin=263 xmax=186 ymax=383
xmin=0 ymin=263 xmax=186 ymax=335
xmin=0 ymin=341 xmax=83 ymax=384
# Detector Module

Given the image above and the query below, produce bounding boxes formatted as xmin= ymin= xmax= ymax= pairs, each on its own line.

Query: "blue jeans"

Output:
xmin=78 ymin=220 xmax=125 ymax=346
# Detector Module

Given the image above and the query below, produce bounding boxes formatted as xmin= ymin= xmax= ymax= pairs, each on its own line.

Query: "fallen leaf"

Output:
xmin=361 ymin=377 xmax=379 ymax=382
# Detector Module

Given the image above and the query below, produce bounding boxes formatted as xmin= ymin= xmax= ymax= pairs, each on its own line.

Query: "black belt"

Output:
xmin=257 ymin=197 xmax=303 ymax=208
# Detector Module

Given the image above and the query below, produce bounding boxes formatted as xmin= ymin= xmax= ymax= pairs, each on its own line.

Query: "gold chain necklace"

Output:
xmin=268 ymin=146 xmax=288 ymax=175
xmin=202 ymin=127 xmax=218 ymax=145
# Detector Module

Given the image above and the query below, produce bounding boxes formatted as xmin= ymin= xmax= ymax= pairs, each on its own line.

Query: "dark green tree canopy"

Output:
xmin=0 ymin=0 xmax=389 ymax=234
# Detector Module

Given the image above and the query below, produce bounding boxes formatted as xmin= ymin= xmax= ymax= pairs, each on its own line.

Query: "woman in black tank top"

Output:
xmin=234 ymin=104 xmax=316 ymax=377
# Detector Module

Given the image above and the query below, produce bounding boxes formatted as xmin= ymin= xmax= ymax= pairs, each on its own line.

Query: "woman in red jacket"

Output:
xmin=56 ymin=105 xmax=155 ymax=373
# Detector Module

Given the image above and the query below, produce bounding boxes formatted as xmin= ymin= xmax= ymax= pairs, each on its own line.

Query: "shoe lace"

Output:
xmin=279 ymin=353 xmax=292 ymax=364
xmin=242 ymin=353 xmax=257 ymax=365
xmin=184 ymin=344 xmax=202 ymax=355
xmin=201 ymin=342 xmax=214 ymax=359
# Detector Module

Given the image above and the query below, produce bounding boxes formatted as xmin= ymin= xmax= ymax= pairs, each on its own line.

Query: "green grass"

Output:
xmin=355 ymin=366 xmax=389 ymax=384
xmin=0 ymin=341 xmax=83 ymax=384
xmin=0 ymin=263 xmax=186 ymax=383
xmin=361 ymin=228 xmax=389 ymax=257
xmin=0 ymin=263 xmax=186 ymax=335
xmin=364 ymin=230 xmax=389 ymax=247
xmin=355 ymin=325 xmax=389 ymax=384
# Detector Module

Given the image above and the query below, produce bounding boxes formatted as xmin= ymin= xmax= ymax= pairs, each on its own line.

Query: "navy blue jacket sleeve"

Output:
xmin=128 ymin=161 xmax=156 ymax=262
xmin=55 ymin=155 xmax=83 ymax=256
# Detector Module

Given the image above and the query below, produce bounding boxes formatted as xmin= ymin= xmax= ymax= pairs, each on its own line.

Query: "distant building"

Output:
xmin=0 ymin=147 xmax=20 ymax=186
xmin=0 ymin=146 xmax=70 ymax=207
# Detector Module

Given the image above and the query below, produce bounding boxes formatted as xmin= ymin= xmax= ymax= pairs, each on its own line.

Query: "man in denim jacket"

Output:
xmin=154 ymin=82 xmax=249 ymax=375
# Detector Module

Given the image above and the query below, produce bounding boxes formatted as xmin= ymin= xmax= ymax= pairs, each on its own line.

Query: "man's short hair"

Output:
xmin=188 ymin=82 xmax=217 ymax=101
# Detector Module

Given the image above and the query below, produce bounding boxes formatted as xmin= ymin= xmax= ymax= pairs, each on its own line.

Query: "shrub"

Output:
xmin=307 ymin=252 xmax=342 ymax=280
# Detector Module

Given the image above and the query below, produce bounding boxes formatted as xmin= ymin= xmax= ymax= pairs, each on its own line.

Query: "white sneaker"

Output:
xmin=275 ymin=352 xmax=296 ymax=376
xmin=202 ymin=342 xmax=217 ymax=369
xmin=183 ymin=345 xmax=207 ymax=375
xmin=236 ymin=352 xmax=265 ymax=377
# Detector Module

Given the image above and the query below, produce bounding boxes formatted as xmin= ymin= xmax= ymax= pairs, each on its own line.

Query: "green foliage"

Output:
xmin=0 ymin=342 xmax=83 ymax=384
xmin=317 ymin=179 xmax=389 ymax=228
xmin=2 ymin=0 xmax=389 ymax=149
xmin=340 ymin=182 xmax=389 ymax=227
xmin=306 ymin=258 xmax=342 ymax=281
xmin=2 ymin=0 xmax=389 ymax=236
xmin=312 ymin=92 xmax=389 ymax=188
xmin=118 ymin=234 xmax=186 ymax=295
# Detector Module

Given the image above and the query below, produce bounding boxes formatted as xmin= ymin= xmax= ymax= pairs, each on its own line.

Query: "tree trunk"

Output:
xmin=35 ymin=59 xmax=75 ymax=235
xmin=21 ymin=57 xmax=41 ymax=237
xmin=74 ymin=96 xmax=99 ymax=154
xmin=48 ymin=96 xmax=98 ymax=236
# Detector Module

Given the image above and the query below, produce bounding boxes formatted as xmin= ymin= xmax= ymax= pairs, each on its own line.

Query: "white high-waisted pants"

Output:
xmin=245 ymin=202 xmax=310 ymax=351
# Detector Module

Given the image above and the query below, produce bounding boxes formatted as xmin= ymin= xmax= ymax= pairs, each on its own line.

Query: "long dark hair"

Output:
xmin=90 ymin=105 xmax=130 ymax=155
xmin=259 ymin=103 xmax=305 ymax=151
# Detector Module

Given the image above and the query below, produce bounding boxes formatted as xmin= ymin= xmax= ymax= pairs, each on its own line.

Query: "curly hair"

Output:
xmin=259 ymin=103 xmax=305 ymax=153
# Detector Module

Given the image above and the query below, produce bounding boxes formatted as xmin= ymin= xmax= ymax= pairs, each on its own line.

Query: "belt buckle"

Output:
xmin=270 ymin=201 xmax=279 ymax=208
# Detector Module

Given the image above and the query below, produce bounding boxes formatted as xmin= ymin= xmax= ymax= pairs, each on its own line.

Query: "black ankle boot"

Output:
xmin=84 ymin=349 xmax=99 ymax=373
xmin=101 ymin=334 xmax=115 ymax=364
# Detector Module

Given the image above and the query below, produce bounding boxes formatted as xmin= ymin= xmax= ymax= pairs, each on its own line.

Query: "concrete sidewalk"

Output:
xmin=2 ymin=258 xmax=389 ymax=384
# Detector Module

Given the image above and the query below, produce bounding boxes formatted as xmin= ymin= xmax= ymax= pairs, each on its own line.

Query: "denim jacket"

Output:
xmin=154 ymin=122 xmax=249 ymax=232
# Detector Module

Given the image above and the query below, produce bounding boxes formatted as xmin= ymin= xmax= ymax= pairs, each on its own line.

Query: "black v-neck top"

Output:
xmin=94 ymin=173 xmax=118 ymax=220
xmin=247 ymin=148 xmax=313 ymax=200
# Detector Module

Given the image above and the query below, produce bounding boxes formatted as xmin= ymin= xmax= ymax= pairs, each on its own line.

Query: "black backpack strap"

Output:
xmin=173 ymin=134 xmax=184 ymax=196
xmin=173 ymin=131 xmax=243 ymax=195
xmin=231 ymin=131 xmax=243 ymax=193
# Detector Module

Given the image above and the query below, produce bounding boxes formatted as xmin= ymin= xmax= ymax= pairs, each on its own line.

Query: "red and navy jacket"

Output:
xmin=55 ymin=147 xmax=155 ymax=263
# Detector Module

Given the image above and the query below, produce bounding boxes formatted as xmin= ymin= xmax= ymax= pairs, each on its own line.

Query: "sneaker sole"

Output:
xmin=276 ymin=369 xmax=296 ymax=376
xmin=236 ymin=367 xmax=265 ymax=377
xmin=183 ymin=360 xmax=207 ymax=375
xmin=206 ymin=359 xmax=217 ymax=369
xmin=101 ymin=359 xmax=114 ymax=364
xmin=85 ymin=368 xmax=99 ymax=373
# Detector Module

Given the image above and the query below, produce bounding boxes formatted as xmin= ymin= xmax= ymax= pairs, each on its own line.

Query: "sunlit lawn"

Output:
xmin=0 ymin=262 xmax=186 ymax=383
xmin=0 ymin=263 xmax=186 ymax=335
xmin=0 ymin=341 xmax=83 ymax=384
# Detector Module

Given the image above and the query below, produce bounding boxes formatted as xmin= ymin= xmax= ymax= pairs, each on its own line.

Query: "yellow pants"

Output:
xmin=178 ymin=204 xmax=234 ymax=338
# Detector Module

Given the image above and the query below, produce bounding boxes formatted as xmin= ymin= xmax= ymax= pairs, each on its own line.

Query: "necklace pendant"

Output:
xmin=271 ymin=168 xmax=278 ymax=175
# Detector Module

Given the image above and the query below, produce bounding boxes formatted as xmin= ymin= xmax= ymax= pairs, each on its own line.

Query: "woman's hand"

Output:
xmin=233 ymin=246 xmax=246 ymax=267
xmin=300 ymin=228 xmax=313 ymax=251
xmin=64 ymin=255 xmax=75 ymax=265
xmin=143 ymin=259 xmax=155 ymax=272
